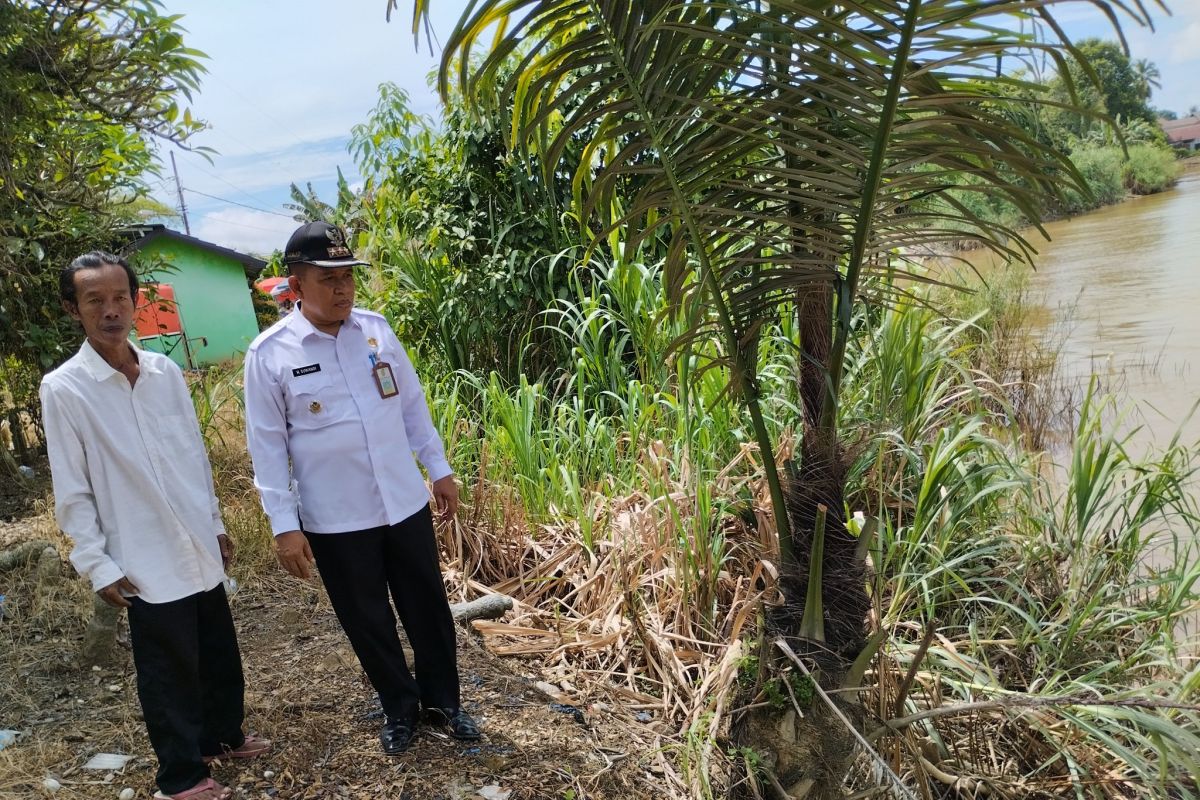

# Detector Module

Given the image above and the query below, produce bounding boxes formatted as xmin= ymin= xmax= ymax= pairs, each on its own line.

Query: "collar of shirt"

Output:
xmin=288 ymin=305 xmax=364 ymax=342
xmin=78 ymin=339 xmax=165 ymax=382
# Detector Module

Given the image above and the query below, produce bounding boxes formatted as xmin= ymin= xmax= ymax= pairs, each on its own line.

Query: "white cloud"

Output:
xmin=1056 ymin=2 xmax=1200 ymax=116
xmin=190 ymin=208 xmax=298 ymax=256
xmin=1169 ymin=21 xmax=1200 ymax=64
xmin=173 ymin=136 xmax=355 ymax=198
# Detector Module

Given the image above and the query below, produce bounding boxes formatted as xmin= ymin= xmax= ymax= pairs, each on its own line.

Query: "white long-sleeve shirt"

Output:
xmin=242 ymin=307 xmax=451 ymax=536
xmin=40 ymin=341 xmax=226 ymax=603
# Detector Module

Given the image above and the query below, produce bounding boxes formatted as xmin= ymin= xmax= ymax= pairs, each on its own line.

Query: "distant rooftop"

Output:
xmin=1161 ymin=115 xmax=1200 ymax=145
xmin=120 ymin=224 xmax=267 ymax=273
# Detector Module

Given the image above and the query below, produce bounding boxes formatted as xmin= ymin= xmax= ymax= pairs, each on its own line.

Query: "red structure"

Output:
xmin=134 ymin=283 xmax=183 ymax=338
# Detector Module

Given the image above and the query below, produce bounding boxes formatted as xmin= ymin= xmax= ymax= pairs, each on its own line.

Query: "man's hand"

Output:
xmin=275 ymin=530 xmax=315 ymax=580
xmin=97 ymin=577 xmax=139 ymax=608
xmin=217 ymin=534 xmax=235 ymax=569
xmin=432 ymin=475 xmax=459 ymax=522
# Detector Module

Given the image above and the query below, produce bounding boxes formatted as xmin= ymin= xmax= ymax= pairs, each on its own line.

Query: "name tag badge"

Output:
xmin=373 ymin=361 xmax=399 ymax=399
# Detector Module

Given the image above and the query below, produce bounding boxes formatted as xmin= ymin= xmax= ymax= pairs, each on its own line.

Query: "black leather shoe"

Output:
xmin=428 ymin=707 xmax=481 ymax=740
xmin=381 ymin=715 xmax=417 ymax=755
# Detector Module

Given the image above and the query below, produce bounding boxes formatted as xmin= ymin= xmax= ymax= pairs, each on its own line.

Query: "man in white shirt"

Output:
xmin=40 ymin=252 xmax=270 ymax=800
xmin=243 ymin=222 xmax=480 ymax=755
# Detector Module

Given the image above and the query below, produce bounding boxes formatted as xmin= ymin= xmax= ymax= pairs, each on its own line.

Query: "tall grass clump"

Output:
xmin=1066 ymin=147 xmax=1127 ymax=211
xmin=1065 ymin=144 xmax=1180 ymax=212
xmin=1124 ymin=143 xmax=1180 ymax=194
xmin=833 ymin=271 xmax=1200 ymax=797
xmin=185 ymin=362 xmax=275 ymax=573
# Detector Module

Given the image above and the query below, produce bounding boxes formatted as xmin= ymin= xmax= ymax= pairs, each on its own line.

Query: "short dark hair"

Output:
xmin=60 ymin=251 xmax=139 ymax=306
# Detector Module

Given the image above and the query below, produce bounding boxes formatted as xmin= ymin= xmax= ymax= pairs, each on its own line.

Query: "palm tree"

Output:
xmin=1133 ymin=58 xmax=1161 ymax=102
xmin=284 ymin=167 xmax=363 ymax=230
xmin=405 ymin=0 xmax=1153 ymax=635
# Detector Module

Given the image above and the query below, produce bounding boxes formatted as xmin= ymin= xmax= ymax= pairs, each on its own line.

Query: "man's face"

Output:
xmin=66 ymin=263 xmax=135 ymax=349
xmin=289 ymin=265 xmax=355 ymax=326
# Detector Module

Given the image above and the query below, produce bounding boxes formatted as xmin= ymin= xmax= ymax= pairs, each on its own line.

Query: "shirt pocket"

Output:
xmin=285 ymin=371 xmax=341 ymax=430
xmin=149 ymin=413 xmax=208 ymax=486
xmin=153 ymin=413 xmax=200 ymax=452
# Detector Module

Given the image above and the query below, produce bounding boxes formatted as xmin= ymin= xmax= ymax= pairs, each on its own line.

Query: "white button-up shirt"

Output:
xmin=40 ymin=342 xmax=227 ymax=603
xmin=242 ymin=307 xmax=451 ymax=536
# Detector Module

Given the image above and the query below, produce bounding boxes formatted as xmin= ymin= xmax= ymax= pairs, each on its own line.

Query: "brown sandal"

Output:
xmin=153 ymin=777 xmax=233 ymax=800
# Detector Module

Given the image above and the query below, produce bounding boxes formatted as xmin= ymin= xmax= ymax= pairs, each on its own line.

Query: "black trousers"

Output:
xmin=126 ymin=583 xmax=245 ymax=794
xmin=305 ymin=505 xmax=459 ymax=720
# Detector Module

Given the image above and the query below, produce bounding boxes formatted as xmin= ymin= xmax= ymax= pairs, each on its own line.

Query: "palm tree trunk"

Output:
xmin=796 ymin=280 xmax=833 ymax=431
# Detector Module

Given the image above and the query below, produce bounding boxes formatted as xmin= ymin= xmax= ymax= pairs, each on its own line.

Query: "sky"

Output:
xmin=151 ymin=0 xmax=1200 ymax=256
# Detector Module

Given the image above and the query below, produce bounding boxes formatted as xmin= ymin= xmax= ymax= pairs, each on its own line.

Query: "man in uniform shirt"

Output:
xmin=41 ymin=252 xmax=270 ymax=800
xmin=243 ymin=222 xmax=480 ymax=755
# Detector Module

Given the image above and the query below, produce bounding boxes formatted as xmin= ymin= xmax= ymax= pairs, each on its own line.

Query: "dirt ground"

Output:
xmin=0 ymin=505 xmax=663 ymax=799
xmin=0 ymin=455 xmax=51 ymax=525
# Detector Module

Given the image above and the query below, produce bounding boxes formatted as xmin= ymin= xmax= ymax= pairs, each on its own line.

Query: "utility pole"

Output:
xmin=170 ymin=150 xmax=191 ymax=235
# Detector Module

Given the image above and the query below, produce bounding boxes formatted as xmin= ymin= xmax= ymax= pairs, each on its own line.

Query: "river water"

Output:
xmin=1009 ymin=169 xmax=1200 ymax=452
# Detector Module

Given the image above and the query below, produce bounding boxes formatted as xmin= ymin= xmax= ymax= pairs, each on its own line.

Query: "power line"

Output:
xmin=203 ymin=72 xmax=320 ymax=156
xmin=174 ymin=148 xmax=283 ymax=211
xmin=206 ymin=217 xmax=293 ymax=235
xmin=182 ymin=188 xmax=294 ymax=219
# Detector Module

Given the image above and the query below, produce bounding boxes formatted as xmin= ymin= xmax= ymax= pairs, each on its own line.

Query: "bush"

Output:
xmin=1064 ymin=146 xmax=1126 ymax=212
xmin=1124 ymin=143 xmax=1179 ymax=194
xmin=1063 ymin=144 xmax=1179 ymax=212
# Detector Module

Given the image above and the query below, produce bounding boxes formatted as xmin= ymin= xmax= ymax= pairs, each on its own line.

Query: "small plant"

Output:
xmin=728 ymin=745 xmax=766 ymax=778
xmin=735 ymin=653 xmax=759 ymax=690
xmin=762 ymin=677 xmax=788 ymax=711
xmin=788 ymin=671 xmax=815 ymax=708
xmin=762 ymin=669 xmax=817 ymax=711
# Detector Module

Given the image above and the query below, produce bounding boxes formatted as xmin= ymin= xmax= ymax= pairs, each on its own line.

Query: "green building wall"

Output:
xmin=132 ymin=239 xmax=260 ymax=368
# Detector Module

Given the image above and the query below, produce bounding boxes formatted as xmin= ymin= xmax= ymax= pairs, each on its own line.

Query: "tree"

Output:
xmin=1045 ymin=39 xmax=1157 ymax=144
xmin=1132 ymin=58 xmax=1161 ymax=102
xmin=0 ymin=0 xmax=206 ymax=407
xmin=347 ymin=82 xmax=583 ymax=378
xmin=402 ymin=0 xmax=1156 ymax=792
xmin=285 ymin=168 xmax=363 ymax=230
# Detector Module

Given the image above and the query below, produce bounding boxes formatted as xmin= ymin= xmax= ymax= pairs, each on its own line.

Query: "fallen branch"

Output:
xmin=450 ymin=593 xmax=513 ymax=624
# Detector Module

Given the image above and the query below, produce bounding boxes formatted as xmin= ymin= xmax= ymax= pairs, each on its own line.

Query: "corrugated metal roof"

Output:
xmin=1164 ymin=121 xmax=1200 ymax=144
xmin=119 ymin=224 xmax=268 ymax=273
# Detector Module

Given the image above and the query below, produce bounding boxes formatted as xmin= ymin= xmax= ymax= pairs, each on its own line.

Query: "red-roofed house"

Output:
xmin=1162 ymin=116 xmax=1200 ymax=151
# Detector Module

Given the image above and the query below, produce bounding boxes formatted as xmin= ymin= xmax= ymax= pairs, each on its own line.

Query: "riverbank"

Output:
xmin=946 ymin=166 xmax=1200 ymax=454
xmin=923 ymin=146 xmax=1186 ymax=257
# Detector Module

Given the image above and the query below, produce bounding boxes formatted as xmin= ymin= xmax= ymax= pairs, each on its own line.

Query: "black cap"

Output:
xmin=282 ymin=221 xmax=369 ymax=268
